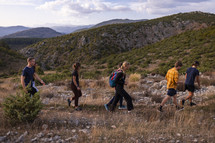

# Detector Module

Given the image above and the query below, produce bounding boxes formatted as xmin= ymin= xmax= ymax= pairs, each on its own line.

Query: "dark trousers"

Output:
xmin=107 ymin=95 xmax=123 ymax=107
xmin=28 ymin=87 xmax=37 ymax=96
xmin=110 ymin=85 xmax=133 ymax=111
xmin=71 ymin=83 xmax=82 ymax=107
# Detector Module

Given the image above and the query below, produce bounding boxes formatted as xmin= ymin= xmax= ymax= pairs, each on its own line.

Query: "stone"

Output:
xmin=111 ymin=125 xmax=116 ymax=129
xmin=0 ymin=136 xmax=7 ymax=142
xmin=79 ymin=129 xmax=88 ymax=134
xmin=42 ymin=124 xmax=48 ymax=130
xmin=53 ymin=135 xmax=61 ymax=141
xmin=37 ymin=132 xmax=44 ymax=138
xmin=16 ymin=131 xmax=28 ymax=143
xmin=31 ymin=137 xmax=37 ymax=142
xmin=65 ymin=137 xmax=72 ymax=142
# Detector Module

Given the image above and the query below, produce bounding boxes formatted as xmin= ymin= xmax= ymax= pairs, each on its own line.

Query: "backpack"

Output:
xmin=109 ymin=69 xmax=123 ymax=87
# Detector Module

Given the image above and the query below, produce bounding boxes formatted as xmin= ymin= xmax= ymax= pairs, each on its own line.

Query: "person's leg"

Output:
xmin=107 ymin=96 xmax=115 ymax=105
xmin=109 ymin=92 xmax=121 ymax=112
xmin=119 ymin=96 xmax=123 ymax=107
xmin=116 ymin=87 xmax=133 ymax=111
xmin=160 ymin=95 xmax=171 ymax=106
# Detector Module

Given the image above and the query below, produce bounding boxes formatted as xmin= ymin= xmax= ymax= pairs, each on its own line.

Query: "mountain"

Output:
xmin=51 ymin=25 xmax=93 ymax=34
xmin=2 ymin=27 xmax=63 ymax=38
xmin=0 ymin=26 xmax=29 ymax=37
xmin=20 ymin=11 xmax=215 ymax=72
xmin=92 ymin=19 xmax=148 ymax=28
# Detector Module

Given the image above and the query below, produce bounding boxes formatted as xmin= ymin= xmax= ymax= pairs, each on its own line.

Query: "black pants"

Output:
xmin=28 ymin=87 xmax=37 ymax=96
xmin=110 ymin=85 xmax=133 ymax=111
xmin=71 ymin=83 xmax=82 ymax=106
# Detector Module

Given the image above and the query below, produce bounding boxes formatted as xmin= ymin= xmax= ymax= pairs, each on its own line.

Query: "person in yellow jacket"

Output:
xmin=158 ymin=61 xmax=184 ymax=112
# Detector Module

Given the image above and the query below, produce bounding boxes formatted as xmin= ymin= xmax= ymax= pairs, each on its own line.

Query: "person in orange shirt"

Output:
xmin=158 ymin=61 xmax=184 ymax=112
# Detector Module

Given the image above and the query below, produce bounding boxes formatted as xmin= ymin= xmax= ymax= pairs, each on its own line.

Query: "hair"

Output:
xmin=121 ymin=61 xmax=130 ymax=69
xmin=27 ymin=57 xmax=35 ymax=62
xmin=175 ymin=61 xmax=183 ymax=67
xmin=73 ymin=62 xmax=81 ymax=70
xmin=192 ymin=61 xmax=200 ymax=66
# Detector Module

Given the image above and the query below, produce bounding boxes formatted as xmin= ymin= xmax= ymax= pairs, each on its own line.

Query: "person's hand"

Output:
xmin=77 ymin=87 xmax=81 ymax=90
xmin=41 ymin=80 xmax=45 ymax=86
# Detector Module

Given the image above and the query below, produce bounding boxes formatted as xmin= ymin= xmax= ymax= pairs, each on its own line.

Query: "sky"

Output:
xmin=0 ymin=0 xmax=215 ymax=27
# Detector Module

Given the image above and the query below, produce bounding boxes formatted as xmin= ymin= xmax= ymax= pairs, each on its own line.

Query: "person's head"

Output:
xmin=27 ymin=57 xmax=35 ymax=67
xmin=73 ymin=62 xmax=81 ymax=71
xmin=192 ymin=61 xmax=200 ymax=67
xmin=121 ymin=61 xmax=130 ymax=71
xmin=175 ymin=61 xmax=183 ymax=70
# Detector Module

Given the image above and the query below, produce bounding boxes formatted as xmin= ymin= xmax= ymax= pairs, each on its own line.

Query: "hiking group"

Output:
xmin=21 ymin=57 xmax=201 ymax=113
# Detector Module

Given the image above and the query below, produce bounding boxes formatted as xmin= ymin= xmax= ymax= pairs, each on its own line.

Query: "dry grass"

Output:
xmin=129 ymin=73 xmax=141 ymax=83
xmin=0 ymin=76 xmax=215 ymax=143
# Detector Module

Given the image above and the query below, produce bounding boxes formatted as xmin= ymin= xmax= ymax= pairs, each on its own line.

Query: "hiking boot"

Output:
xmin=75 ymin=106 xmax=82 ymax=111
xmin=181 ymin=99 xmax=185 ymax=106
xmin=176 ymin=106 xmax=184 ymax=111
xmin=190 ymin=102 xmax=196 ymax=106
xmin=104 ymin=104 xmax=109 ymax=111
xmin=67 ymin=99 xmax=71 ymax=107
xmin=118 ymin=105 xmax=127 ymax=110
xmin=157 ymin=106 xmax=163 ymax=112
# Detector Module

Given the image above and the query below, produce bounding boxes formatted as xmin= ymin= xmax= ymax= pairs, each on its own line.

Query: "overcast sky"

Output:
xmin=0 ymin=0 xmax=215 ymax=27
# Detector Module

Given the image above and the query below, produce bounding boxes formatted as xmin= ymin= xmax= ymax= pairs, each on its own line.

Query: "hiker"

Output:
xmin=158 ymin=61 xmax=184 ymax=112
xmin=181 ymin=61 xmax=200 ymax=106
xmin=104 ymin=63 xmax=126 ymax=111
xmin=21 ymin=57 xmax=45 ymax=96
xmin=109 ymin=61 xmax=134 ymax=112
xmin=67 ymin=63 xmax=82 ymax=111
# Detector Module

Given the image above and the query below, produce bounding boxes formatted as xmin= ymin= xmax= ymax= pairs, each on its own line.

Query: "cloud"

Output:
xmin=37 ymin=0 xmax=131 ymax=16
xmin=0 ymin=0 xmax=38 ymax=6
xmin=130 ymin=0 xmax=215 ymax=15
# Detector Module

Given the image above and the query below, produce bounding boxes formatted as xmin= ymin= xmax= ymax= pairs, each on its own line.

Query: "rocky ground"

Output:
xmin=0 ymin=74 xmax=215 ymax=143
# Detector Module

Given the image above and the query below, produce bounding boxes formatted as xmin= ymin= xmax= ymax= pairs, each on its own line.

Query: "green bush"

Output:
xmin=3 ymin=92 xmax=43 ymax=123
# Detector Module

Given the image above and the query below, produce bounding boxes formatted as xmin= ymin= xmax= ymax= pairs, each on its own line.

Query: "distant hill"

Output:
xmin=51 ymin=25 xmax=93 ymax=34
xmin=92 ymin=19 xmax=148 ymax=28
xmin=3 ymin=27 xmax=63 ymax=38
xmin=20 ymin=11 xmax=215 ymax=73
xmin=0 ymin=26 xmax=29 ymax=37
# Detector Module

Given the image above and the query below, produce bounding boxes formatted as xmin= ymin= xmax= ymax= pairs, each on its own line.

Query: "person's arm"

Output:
xmin=185 ymin=73 xmax=187 ymax=80
xmin=73 ymin=76 xmax=80 ymax=90
xmin=21 ymin=75 xmax=27 ymax=93
xmin=115 ymin=72 xmax=123 ymax=84
xmin=34 ymin=73 xmax=45 ymax=85
xmin=174 ymin=71 xmax=179 ymax=84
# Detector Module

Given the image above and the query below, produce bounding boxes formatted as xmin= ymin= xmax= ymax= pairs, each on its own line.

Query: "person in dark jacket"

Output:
xmin=181 ymin=61 xmax=200 ymax=106
xmin=67 ymin=63 xmax=82 ymax=111
xmin=104 ymin=63 xmax=126 ymax=111
xmin=109 ymin=61 xmax=134 ymax=112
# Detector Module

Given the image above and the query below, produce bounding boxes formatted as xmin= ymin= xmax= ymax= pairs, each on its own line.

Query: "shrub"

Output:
xmin=129 ymin=73 xmax=141 ymax=82
xmin=3 ymin=92 xmax=43 ymax=123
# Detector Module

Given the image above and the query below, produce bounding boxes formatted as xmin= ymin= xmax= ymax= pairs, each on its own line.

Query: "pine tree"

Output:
xmin=3 ymin=92 xmax=43 ymax=123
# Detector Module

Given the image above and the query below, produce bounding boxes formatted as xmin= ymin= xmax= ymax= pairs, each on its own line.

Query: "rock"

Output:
xmin=31 ymin=137 xmax=37 ymax=142
xmin=53 ymin=135 xmax=61 ymax=141
xmin=0 ymin=136 xmax=7 ymax=142
xmin=65 ymin=137 xmax=72 ymax=142
xmin=79 ymin=129 xmax=88 ymax=134
xmin=47 ymin=132 xmax=53 ymax=137
xmin=42 ymin=124 xmax=48 ymax=130
xmin=176 ymin=140 xmax=181 ymax=143
xmin=111 ymin=125 xmax=116 ymax=129
xmin=37 ymin=132 xmax=44 ymax=138
xmin=193 ymin=139 xmax=198 ymax=142
xmin=176 ymin=133 xmax=181 ymax=137
xmin=6 ymin=131 xmax=11 ymax=136
xmin=72 ymin=129 xmax=76 ymax=133
xmin=16 ymin=131 xmax=28 ymax=143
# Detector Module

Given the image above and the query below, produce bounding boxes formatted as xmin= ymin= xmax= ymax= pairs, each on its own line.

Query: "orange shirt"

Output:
xmin=165 ymin=67 xmax=179 ymax=89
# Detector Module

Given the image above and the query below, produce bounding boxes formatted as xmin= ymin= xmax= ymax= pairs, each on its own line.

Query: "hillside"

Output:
xmin=0 ymin=38 xmax=45 ymax=51
xmin=0 ymin=41 xmax=25 ymax=76
xmin=92 ymin=18 xmax=148 ymax=28
xmin=0 ymin=26 xmax=29 ymax=37
xmin=20 ymin=11 xmax=215 ymax=71
xmin=3 ymin=27 xmax=63 ymax=38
